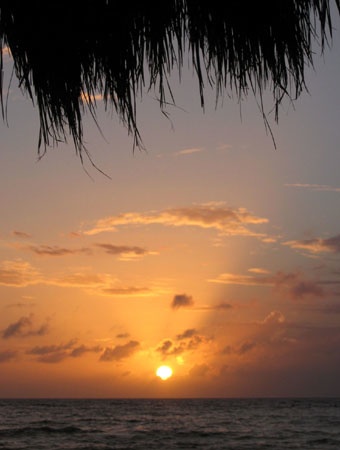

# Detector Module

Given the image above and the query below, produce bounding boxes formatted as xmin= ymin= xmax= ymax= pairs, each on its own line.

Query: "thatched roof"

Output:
xmin=0 ymin=1 xmax=339 ymax=158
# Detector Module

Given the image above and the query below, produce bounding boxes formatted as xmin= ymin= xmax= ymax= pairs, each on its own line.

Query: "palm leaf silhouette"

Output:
xmin=0 ymin=1 xmax=339 ymax=157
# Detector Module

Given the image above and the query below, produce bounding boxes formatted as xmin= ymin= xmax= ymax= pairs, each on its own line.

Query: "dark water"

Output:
xmin=0 ymin=398 xmax=339 ymax=449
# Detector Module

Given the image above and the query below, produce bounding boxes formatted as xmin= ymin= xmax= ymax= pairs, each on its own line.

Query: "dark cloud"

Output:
xmin=116 ymin=333 xmax=130 ymax=339
xmin=27 ymin=340 xmax=76 ymax=356
xmin=70 ymin=345 xmax=102 ymax=357
xmin=156 ymin=332 xmax=205 ymax=357
xmin=26 ymin=340 xmax=101 ymax=363
xmin=221 ymin=345 xmax=232 ymax=355
xmin=285 ymin=234 xmax=340 ymax=254
xmin=187 ymin=335 xmax=203 ymax=349
xmin=157 ymin=339 xmax=174 ymax=354
xmin=195 ymin=302 xmax=233 ymax=311
xmin=100 ymin=340 xmax=140 ymax=362
xmin=189 ymin=363 xmax=209 ymax=377
xmin=101 ymin=287 xmax=150 ymax=296
xmin=12 ymin=230 xmax=32 ymax=239
xmin=214 ymin=302 xmax=233 ymax=310
xmin=290 ymin=280 xmax=324 ymax=299
xmin=236 ymin=340 xmax=257 ymax=355
xmin=95 ymin=243 xmax=148 ymax=256
xmin=2 ymin=315 xmax=49 ymax=339
xmin=28 ymin=245 xmax=91 ymax=256
xmin=156 ymin=339 xmax=184 ymax=357
xmin=176 ymin=328 xmax=197 ymax=340
xmin=0 ymin=350 xmax=17 ymax=363
xmin=171 ymin=293 xmax=194 ymax=310
xmin=220 ymin=341 xmax=257 ymax=356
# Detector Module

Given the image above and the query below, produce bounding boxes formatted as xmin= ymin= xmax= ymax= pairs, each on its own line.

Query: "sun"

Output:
xmin=156 ymin=365 xmax=173 ymax=380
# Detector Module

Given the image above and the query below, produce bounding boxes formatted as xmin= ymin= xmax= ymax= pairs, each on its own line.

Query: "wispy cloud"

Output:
xmin=285 ymin=183 xmax=340 ymax=192
xmin=27 ymin=245 xmax=91 ymax=256
xmin=116 ymin=333 xmax=130 ymax=339
xmin=26 ymin=340 xmax=102 ymax=363
xmin=27 ymin=340 xmax=76 ymax=363
xmin=194 ymin=302 xmax=233 ymax=311
xmin=174 ymin=147 xmax=203 ymax=156
xmin=284 ymin=234 xmax=340 ymax=254
xmin=84 ymin=203 xmax=268 ymax=238
xmin=2 ymin=315 xmax=49 ymax=339
xmin=51 ymin=271 xmax=113 ymax=288
xmin=0 ymin=350 xmax=17 ymax=363
xmin=69 ymin=345 xmax=102 ymax=358
xmin=11 ymin=231 xmax=32 ymax=239
xmin=99 ymin=340 xmax=140 ymax=362
xmin=80 ymin=92 xmax=103 ymax=103
xmin=248 ymin=268 xmax=270 ymax=274
xmin=209 ymin=270 xmax=325 ymax=300
xmin=0 ymin=260 xmax=41 ymax=287
xmin=261 ymin=311 xmax=286 ymax=325
xmin=101 ymin=286 xmax=151 ymax=296
xmin=95 ymin=243 xmax=155 ymax=261
xmin=189 ymin=363 xmax=210 ymax=377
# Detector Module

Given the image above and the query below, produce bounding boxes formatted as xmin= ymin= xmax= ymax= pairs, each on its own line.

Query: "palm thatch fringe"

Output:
xmin=0 ymin=1 xmax=339 ymax=156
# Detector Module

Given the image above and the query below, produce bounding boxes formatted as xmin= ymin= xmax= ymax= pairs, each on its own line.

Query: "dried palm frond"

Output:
xmin=0 ymin=1 xmax=339 ymax=156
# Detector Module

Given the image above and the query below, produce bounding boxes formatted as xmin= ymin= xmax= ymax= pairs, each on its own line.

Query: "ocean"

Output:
xmin=0 ymin=398 xmax=339 ymax=449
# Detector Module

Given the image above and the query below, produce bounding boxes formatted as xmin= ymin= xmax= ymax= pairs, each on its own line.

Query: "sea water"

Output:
xmin=0 ymin=398 xmax=339 ymax=449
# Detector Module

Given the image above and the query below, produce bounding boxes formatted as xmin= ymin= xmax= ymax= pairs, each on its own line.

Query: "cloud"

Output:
xmin=27 ymin=245 xmax=91 ymax=256
xmin=236 ymin=340 xmax=257 ymax=355
xmin=100 ymin=340 xmax=140 ymax=362
xmin=174 ymin=147 xmax=203 ymax=156
xmin=284 ymin=234 xmax=340 ymax=254
xmin=0 ymin=350 xmax=17 ymax=363
xmin=84 ymin=203 xmax=268 ymax=238
xmin=285 ymin=183 xmax=340 ymax=192
xmin=51 ymin=272 xmax=113 ymax=288
xmin=101 ymin=286 xmax=151 ymax=296
xmin=176 ymin=328 xmax=197 ymax=340
xmin=261 ymin=311 xmax=286 ymax=325
xmin=80 ymin=92 xmax=103 ymax=103
xmin=156 ymin=339 xmax=184 ymax=357
xmin=156 ymin=331 xmax=206 ymax=358
xmin=95 ymin=243 xmax=149 ymax=259
xmin=2 ymin=315 xmax=49 ymax=339
xmin=195 ymin=302 xmax=233 ymax=311
xmin=27 ymin=340 xmax=102 ymax=363
xmin=70 ymin=345 xmax=102 ymax=357
xmin=0 ymin=260 xmax=41 ymax=286
xmin=12 ymin=230 xmax=32 ymax=239
xmin=5 ymin=301 xmax=36 ymax=309
xmin=116 ymin=333 xmax=130 ymax=339
xmin=171 ymin=293 xmax=194 ymax=309
xmin=189 ymin=363 xmax=209 ymax=377
xmin=220 ymin=341 xmax=257 ymax=356
xmin=248 ymin=268 xmax=270 ymax=274
xmin=209 ymin=270 xmax=325 ymax=300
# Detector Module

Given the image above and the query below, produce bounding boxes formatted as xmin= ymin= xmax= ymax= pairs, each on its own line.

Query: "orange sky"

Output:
xmin=1 ymin=30 xmax=340 ymax=398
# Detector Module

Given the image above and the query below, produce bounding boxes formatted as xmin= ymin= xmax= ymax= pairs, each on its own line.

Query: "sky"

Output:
xmin=1 ymin=24 xmax=340 ymax=398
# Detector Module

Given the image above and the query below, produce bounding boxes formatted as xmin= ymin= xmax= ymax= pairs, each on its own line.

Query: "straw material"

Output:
xmin=0 ymin=1 xmax=339 ymax=156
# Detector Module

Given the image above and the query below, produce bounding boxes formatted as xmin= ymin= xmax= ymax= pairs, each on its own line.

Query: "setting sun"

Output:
xmin=156 ymin=365 xmax=173 ymax=380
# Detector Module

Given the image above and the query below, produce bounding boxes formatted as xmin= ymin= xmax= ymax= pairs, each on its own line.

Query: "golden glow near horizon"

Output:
xmin=1 ymin=38 xmax=340 ymax=398
xmin=156 ymin=366 xmax=173 ymax=380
